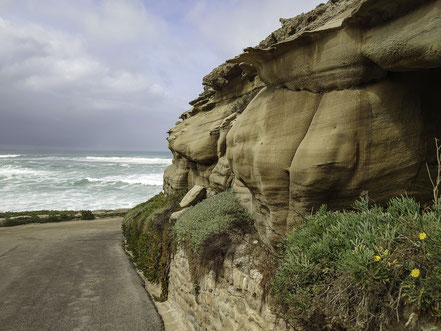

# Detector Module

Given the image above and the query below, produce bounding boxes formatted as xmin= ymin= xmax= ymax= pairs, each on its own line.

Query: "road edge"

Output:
xmin=122 ymin=239 xmax=187 ymax=331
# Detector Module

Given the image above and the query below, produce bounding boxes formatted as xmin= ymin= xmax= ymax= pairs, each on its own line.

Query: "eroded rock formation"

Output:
xmin=164 ymin=0 xmax=441 ymax=245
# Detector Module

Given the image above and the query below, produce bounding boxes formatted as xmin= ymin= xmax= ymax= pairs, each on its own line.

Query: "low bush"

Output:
xmin=174 ymin=190 xmax=252 ymax=252
xmin=80 ymin=210 xmax=95 ymax=220
xmin=0 ymin=211 xmax=77 ymax=227
xmin=173 ymin=190 xmax=253 ymax=282
xmin=2 ymin=217 xmax=39 ymax=227
xmin=272 ymin=195 xmax=441 ymax=330
xmin=122 ymin=191 xmax=186 ymax=300
xmin=0 ymin=210 xmax=75 ymax=218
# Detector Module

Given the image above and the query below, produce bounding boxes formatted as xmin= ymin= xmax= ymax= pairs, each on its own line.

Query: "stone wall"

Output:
xmin=137 ymin=240 xmax=440 ymax=331
xmin=166 ymin=245 xmax=288 ymax=331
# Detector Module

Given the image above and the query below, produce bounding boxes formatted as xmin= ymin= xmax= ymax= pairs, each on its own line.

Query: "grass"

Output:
xmin=272 ymin=195 xmax=441 ymax=330
xmin=122 ymin=191 xmax=186 ymax=301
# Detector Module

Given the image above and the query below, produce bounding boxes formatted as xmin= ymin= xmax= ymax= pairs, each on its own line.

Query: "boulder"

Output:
xmin=170 ymin=208 xmax=189 ymax=221
xmin=179 ymin=185 xmax=207 ymax=208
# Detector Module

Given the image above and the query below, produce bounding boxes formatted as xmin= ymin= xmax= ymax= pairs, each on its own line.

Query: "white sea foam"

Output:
xmin=79 ymin=156 xmax=172 ymax=165
xmin=0 ymin=166 xmax=47 ymax=178
xmin=0 ymin=154 xmax=21 ymax=158
xmin=86 ymin=173 xmax=163 ymax=186
xmin=0 ymin=151 xmax=167 ymax=212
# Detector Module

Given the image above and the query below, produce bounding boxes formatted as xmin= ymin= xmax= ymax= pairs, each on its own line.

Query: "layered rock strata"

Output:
xmin=164 ymin=0 xmax=441 ymax=245
xmin=166 ymin=246 xmax=285 ymax=331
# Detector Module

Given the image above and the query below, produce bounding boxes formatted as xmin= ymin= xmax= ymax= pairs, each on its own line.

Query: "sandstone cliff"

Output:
xmin=164 ymin=0 xmax=441 ymax=245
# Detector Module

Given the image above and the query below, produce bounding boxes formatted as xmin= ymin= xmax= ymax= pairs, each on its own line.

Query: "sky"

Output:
xmin=0 ymin=0 xmax=322 ymax=151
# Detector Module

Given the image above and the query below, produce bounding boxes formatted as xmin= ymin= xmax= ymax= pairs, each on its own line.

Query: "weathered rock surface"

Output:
xmin=170 ymin=208 xmax=189 ymax=222
xmin=165 ymin=245 xmax=290 ymax=331
xmin=179 ymin=185 xmax=206 ymax=208
xmin=164 ymin=0 xmax=441 ymax=245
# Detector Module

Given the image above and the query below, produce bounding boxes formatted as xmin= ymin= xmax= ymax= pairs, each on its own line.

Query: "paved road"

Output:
xmin=0 ymin=218 xmax=163 ymax=331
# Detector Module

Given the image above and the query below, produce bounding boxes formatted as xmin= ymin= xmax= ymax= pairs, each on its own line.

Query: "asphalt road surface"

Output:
xmin=0 ymin=218 xmax=163 ymax=331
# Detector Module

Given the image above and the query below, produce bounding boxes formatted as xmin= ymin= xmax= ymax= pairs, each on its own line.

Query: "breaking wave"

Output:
xmin=0 ymin=166 xmax=47 ymax=178
xmin=0 ymin=154 xmax=21 ymax=158
xmin=85 ymin=174 xmax=163 ymax=186
xmin=0 ymin=151 xmax=168 ymax=212
xmin=80 ymin=156 xmax=172 ymax=165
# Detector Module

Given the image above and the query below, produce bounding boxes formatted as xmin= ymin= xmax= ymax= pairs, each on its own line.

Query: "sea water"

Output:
xmin=0 ymin=151 xmax=172 ymax=212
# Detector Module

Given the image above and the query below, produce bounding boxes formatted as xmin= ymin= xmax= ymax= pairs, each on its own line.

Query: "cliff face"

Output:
xmin=164 ymin=0 xmax=441 ymax=245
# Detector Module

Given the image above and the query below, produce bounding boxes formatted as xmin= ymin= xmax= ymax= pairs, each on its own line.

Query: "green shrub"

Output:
xmin=173 ymin=190 xmax=254 ymax=283
xmin=273 ymin=195 xmax=441 ymax=330
xmin=2 ymin=217 xmax=39 ymax=227
xmin=173 ymin=190 xmax=252 ymax=252
xmin=80 ymin=210 xmax=95 ymax=220
xmin=0 ymin=211 xmax=77 ymax=227
xmin=122 ymin=191 xmax=186 ymax=300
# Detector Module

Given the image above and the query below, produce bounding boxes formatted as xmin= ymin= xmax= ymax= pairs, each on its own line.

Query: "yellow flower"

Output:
xmin=411 ymin=268 xmax=420 ymax=278
xmin=374 ymin=255 xmax=381 ymax=262
xmin=419 ymin=232 xmax=427 ymax=240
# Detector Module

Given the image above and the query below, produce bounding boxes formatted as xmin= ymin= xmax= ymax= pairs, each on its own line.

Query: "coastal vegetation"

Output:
xmin=122 ymin=191 xmax=186 ymax=301
xmin=174 ymin=190 xmax=252 ymax=252
xmin=0 ymin=210 xmax=76 ymax=227
xmin=0 ymin=209 xmax=126 ymax=227
xmin=123 ymin=189 xmax=441 ymax=329
xmin=173 ymin=190 xmax=253 ymax=282
xmin=80 ymin=210 xmax=95 ymax=220
xmin=272 ymin=195 xmax=441 ymax=329
xmin=122 ymin=190 xmax=254 ymax=297
xmin=1 ymin=210 xmax=89 ymax=227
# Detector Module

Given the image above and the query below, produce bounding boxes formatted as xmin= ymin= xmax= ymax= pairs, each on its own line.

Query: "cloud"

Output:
xmin=0 ymin=17 xmax=167 ymax=104
xmin=185 ymin=0 xmax=322 ymax=58
xmin=0 ymin=0 xmax=323 ymax=151
xmin=0 ymin=15 xmax=177 ymax=150
xmin=31 ymin=0 xmax=167 ymax=47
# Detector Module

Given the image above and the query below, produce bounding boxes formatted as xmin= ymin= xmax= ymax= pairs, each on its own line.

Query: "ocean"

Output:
xmin=0 ymin=151 xmax=172 ymax=212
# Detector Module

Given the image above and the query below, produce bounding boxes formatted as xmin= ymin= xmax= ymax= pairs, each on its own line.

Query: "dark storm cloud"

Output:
xmin=0 ymin=0 xmax=322 ymax=151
